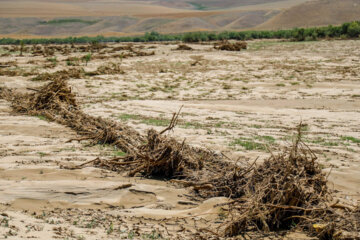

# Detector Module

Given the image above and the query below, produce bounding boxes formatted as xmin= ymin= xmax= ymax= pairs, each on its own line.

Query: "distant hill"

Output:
xmin=0 ymin=11 xmax=278 ymax=37
xmin=0 ymin=0 xmax=359 ymax=37
xmin=257 ymin=0 xmax=360 ymax=29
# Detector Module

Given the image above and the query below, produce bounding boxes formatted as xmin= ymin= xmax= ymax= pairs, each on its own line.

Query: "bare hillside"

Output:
xmin=258 ymin=0 xmax=360 ymax=29
xmin=0 ymin=0 xmax=311 ymax=37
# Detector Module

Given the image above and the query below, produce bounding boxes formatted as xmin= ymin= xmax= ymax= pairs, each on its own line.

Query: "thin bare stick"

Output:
xmin=160 ymin=105 xmax=183 ymax=134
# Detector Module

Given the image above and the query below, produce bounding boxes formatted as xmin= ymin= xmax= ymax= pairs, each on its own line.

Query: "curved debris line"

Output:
xmin=1 ymin=77 xmax=359 ymax=239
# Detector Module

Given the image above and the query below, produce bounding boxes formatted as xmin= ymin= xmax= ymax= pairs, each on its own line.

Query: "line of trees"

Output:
xmin=0 ymin=21 xmax=359 ymax=45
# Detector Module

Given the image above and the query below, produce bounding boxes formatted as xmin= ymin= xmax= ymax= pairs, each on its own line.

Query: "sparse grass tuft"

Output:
xmin=141 ymin=230 xmax=163 ymax=239
xmin=342 ymin=136 xmax=360 ymax=144
xmin=114 ymin=150 xmax=126 ymax=157
xmin=222 ymin=83 xmax=232 ymax=90
xmin=39 ymin=19 xmax=99 ymax=25
xmin=255 ymin=135 xmax=276 ymax=143
xmin=230 ymin=138 xmax=265 ymax=151
xmin=118 ymin=114 xmax=139 ymax=121
xmin=36 ymin=115 xmax=48 ymax=121
xmin=141 ymin=118 xmax=169 ymax=127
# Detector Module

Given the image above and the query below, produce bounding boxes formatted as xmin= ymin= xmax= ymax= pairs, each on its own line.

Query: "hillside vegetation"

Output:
xmin=1 ymin=21 xmax=359 ymax=45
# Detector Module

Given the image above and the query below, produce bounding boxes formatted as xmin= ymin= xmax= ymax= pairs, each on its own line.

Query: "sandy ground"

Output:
xmin=0 ymin=39 xmax=359 ymax=239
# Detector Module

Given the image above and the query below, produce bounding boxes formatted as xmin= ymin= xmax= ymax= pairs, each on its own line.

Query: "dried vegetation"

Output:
xmin=0 ymin=42 xmax=359 ymax=240
xmin=173 ymin=44 xmax=193 ymax=51
xmin=214 ymin=41 xmax=247 ymax=51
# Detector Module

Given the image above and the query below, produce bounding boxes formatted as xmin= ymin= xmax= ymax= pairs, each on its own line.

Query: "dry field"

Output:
xmin=0 ymin=39 xmax=359 ymax=239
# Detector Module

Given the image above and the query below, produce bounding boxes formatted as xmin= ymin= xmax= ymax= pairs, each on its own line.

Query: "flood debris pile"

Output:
xmin=31 ymin=65 xmax=125 ymax=82
xmin=122 ymin=129 xmax=206 ymax=178
xmin=1 ymin=76 xmax=359 ymax=240
xmin=111 ymin=45 xmax=134 ymax=52
xmin=173 ymin=44 xmax=193 ymax=51
xmin=0 ymin=78 xmax=143 ymax=153
xmin=107 ymin=44 xmax=155 ymax=57
xmin=223 ymin=132 xmax=327 ymax=235
xmin=86 ymin=63 xmax=125 ymax=76
xmin=219 ymin=131 xmax=360 ymax=239
xmin=92 ymin=110 xmax=216 ymax=179
xmin=214 ymin=41 xmax=247 ymax=51
xmin=0 ymin=78 xmax=210 ymax=176
xmin=0 ymin=68 xmax=21 ymax=76
xmin=31 ymin=68 xmax=85 ymax=81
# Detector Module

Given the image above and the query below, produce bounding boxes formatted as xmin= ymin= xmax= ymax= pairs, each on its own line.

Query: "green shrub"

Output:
xmin=347 ymin=21 xmax=360 ymax=38
xmin=0 ymin=21 xmax=359 ymax=45
xmin=82 ymin=53 xmax=92 ymax=66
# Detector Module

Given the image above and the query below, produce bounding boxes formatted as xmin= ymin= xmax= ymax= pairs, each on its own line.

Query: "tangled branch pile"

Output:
xmin=214 ymin=41 xmax=247 ymax=51
xmin=0 ymin=78 xmax=209 ymax=179
xmin=1 ymin=77 xmax=359 ymax=239
xmin=223 ymin=133 xmax=327 ymax=234
xmin=91 ymin=108 xmax=219 ymax=179
xmin=219 ymin=130 xmax=360 ymax=239
xmin=96 ymin=129 xmax=208 ymax=179
xmin=0 ymin=78 xmax=142 ymax=153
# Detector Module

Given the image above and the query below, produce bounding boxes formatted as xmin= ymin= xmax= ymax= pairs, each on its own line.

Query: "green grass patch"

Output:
xmin=118 ymin=114 xmax=204 ymax=129
xmin=255 ymin=135 xmax=276 ymax=143
xmin=37 ymin=152 xmax=48 ymax=158
xmin=248 ymin=41 xmax=280 ymax=51
xmin=36 ymin=115 xmax=47 ymax=121
xmin=300 ymin=125 xmax=309 ymax=132
xmin=230 ymin=138 xmax=265 ymax=151
xmin=187 ymin=2 xmax=207 ymax=10
xmin=141 ymin=118 xmax=169 ymax=127
xmin=214 ymin=121 xmax=226 ymax=128
xmin=306 ymin=137 xmax=339 ymax=146
xmin=342 ymin=136 xmax=360 ymax=144
xmin=118 ymin=113 xmax=139 ymax=121
xmin=113 ymin=150 xmax=126 ymax=157
xmin=181 ymin=121 xmax=203 ymax=129
xmin=248 ymin=40 xmax=307 ymax=51
xmin=141 ymin=230 xmax=163 ymax=239
xmin=39 ymin=19 xmax=99 ymax=25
